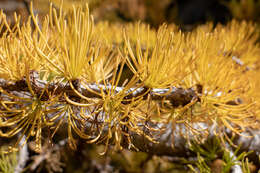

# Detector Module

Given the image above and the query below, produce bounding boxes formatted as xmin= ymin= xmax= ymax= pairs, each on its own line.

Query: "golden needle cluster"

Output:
xmin=0 ymin=3 xmax=259 ymax=152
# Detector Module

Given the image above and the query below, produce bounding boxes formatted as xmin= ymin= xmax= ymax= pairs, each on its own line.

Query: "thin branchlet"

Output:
xmin=0 ymin=71 xmax=198 ymax=107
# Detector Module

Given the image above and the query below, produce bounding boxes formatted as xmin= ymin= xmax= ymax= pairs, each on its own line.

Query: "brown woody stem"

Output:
xmin=0 ymin=71 xmax=198 ymax=107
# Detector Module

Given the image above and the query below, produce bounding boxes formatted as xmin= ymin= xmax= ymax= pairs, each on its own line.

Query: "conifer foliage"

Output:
xmin=0 ymin=3 xmax=259 ymax=154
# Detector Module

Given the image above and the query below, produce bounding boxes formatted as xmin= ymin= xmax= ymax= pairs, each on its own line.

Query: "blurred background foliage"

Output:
xmin=1 ymin=0 xmax=260 ymax=28
xmin=0 ymin=0 xmax=260 ymax=172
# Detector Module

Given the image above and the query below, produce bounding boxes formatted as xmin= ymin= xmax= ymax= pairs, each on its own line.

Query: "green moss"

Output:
xmin=0 ymin=148 xmax=17 ymax=173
